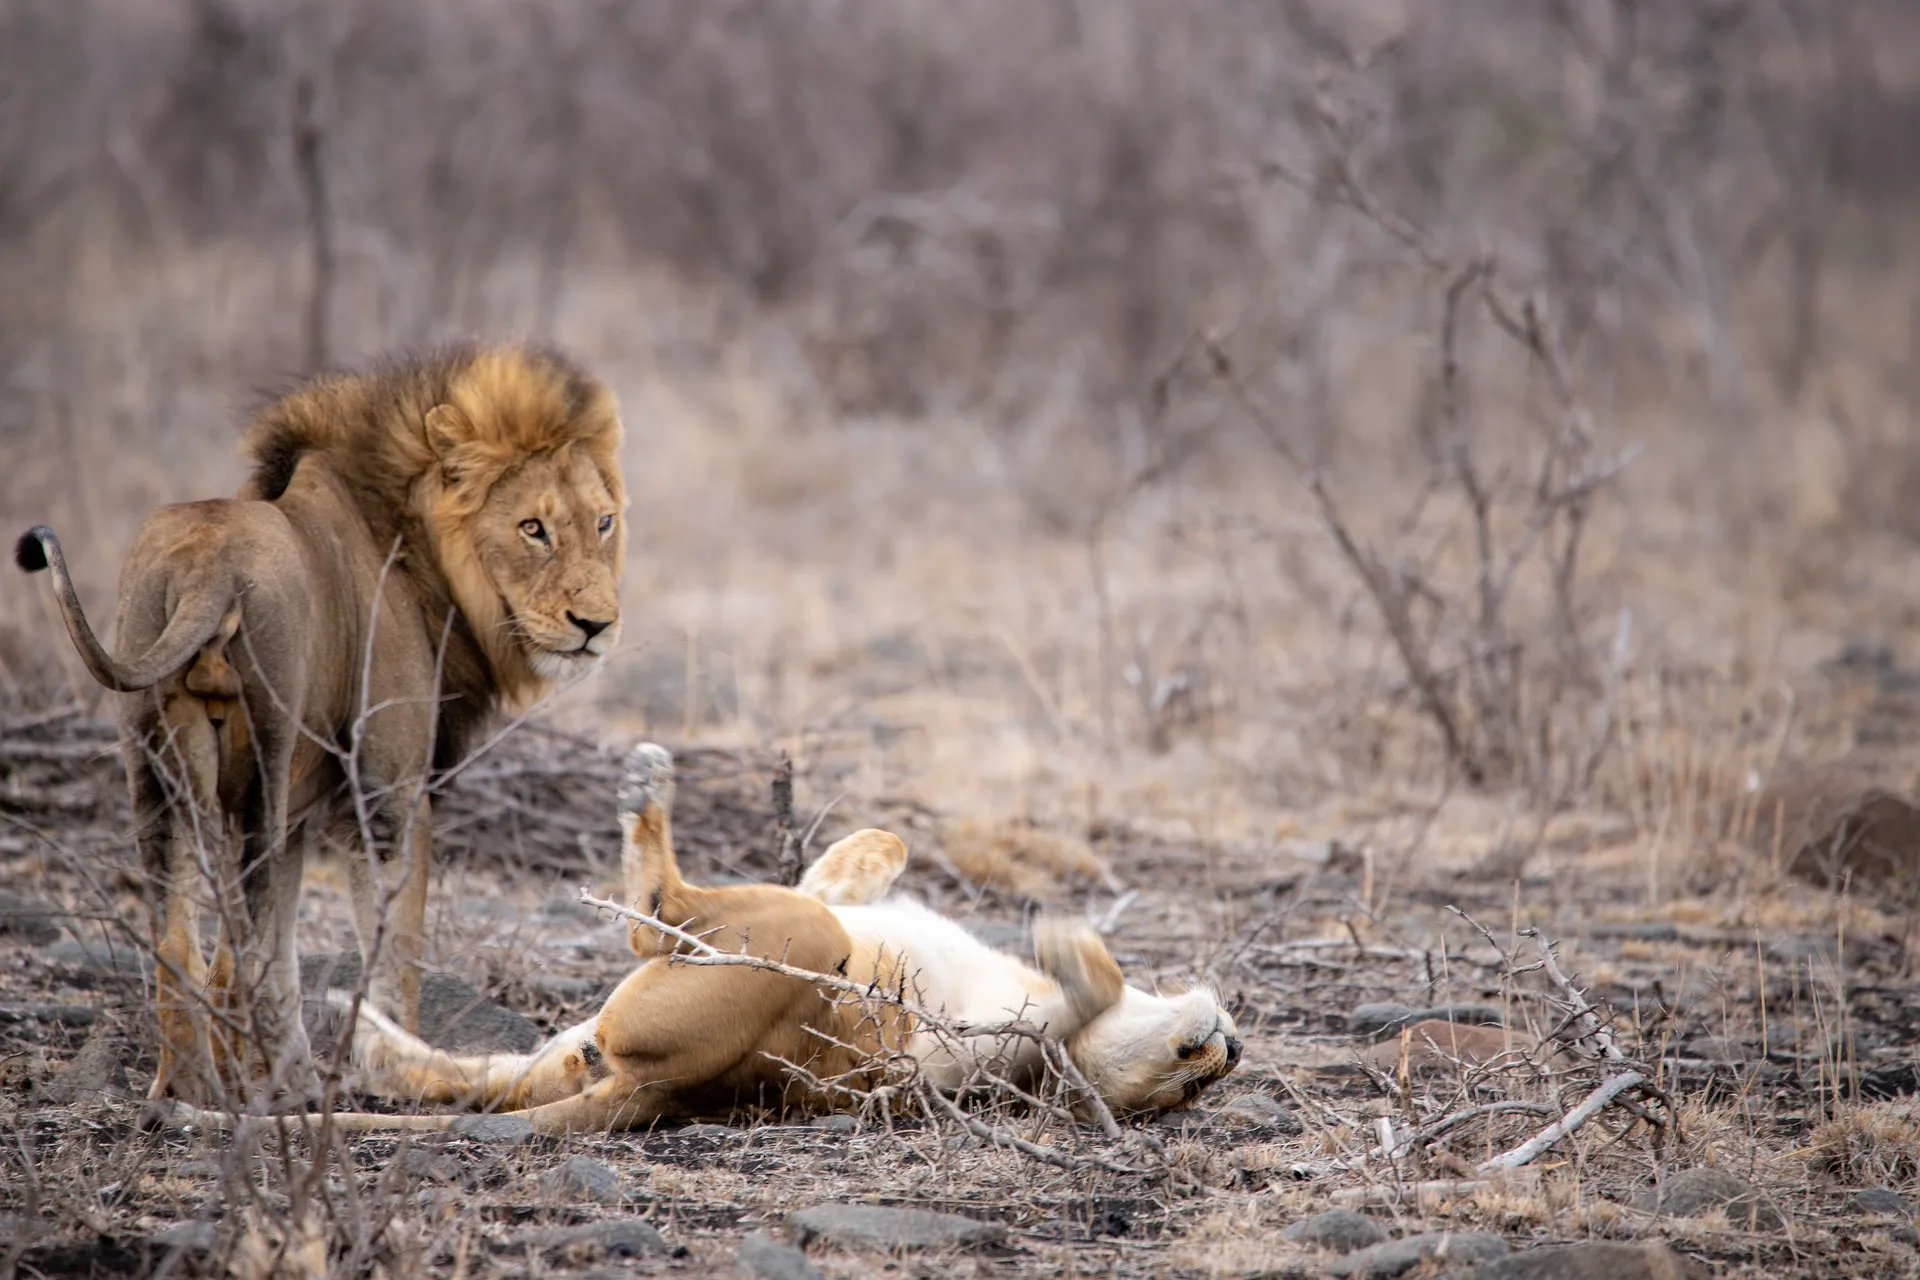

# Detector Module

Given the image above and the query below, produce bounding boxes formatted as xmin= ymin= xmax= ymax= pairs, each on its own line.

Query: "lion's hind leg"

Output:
xmin=797 ymin=829 xmax=909 ymax=905
xmin=334 ymin=993 xmax=601 ymax=1110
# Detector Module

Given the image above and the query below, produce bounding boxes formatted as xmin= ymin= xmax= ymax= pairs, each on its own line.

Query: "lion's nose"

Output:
xmin=1223 ymin=1036 xmax=1243 ymax=1069
xmin=568 ymin=612 xmax=612 ymax=640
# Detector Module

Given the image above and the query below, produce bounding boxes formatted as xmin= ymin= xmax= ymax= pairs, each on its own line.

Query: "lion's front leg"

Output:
xmin=343 ymin=781 xmax=432 ymax=1035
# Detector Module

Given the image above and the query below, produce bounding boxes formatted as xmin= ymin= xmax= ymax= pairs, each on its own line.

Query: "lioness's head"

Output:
xmin=418 ymin=348 xmax=628 ymax=699
xmin=1070 ymin=985 xmax=1241 ymax=1116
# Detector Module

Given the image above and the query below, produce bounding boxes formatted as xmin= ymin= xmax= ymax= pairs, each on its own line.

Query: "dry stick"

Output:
xmin=770 ymin=751 xmax=801 ymax=886
xmin=922 ymin=1083 xmax=1150 ymax=1177
xmin=1475 ymin=1069 xmax=1649 ymax=1174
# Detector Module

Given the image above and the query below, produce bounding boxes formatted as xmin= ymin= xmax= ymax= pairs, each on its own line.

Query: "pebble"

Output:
xmin=1217 ymin=1093 xmax=1295 ymax=1130
xmin=787 ymin=1203 xmax=1005 ymax=1252
xmin=539 ymin=1154 xmax=625 ymax=1205
xmin=449 ymin=1114 xmax=538 ymax=1145
xmin=1848 ymin=1187 xmax=1913 ymax=1217
xmin=1471 ymin=1240 xmax=1706 ymax=1280
xmin=1647 ymin=1167 xmax=1784 ymax=1230
xmin=0 ymin=890 xmax=67 ymax=944
xmin=739 ymin=1231 xmax=823 ymax=1280
xmin=1324 ymin=1230 xmax=1507 ymax=1278
xmin=1280 ymin=1209 xmax=1386 ymax=1254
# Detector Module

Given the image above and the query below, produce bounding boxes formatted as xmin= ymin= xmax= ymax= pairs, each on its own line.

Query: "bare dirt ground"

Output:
xmin=4 ymin=670 xmax=1917 ymax=1279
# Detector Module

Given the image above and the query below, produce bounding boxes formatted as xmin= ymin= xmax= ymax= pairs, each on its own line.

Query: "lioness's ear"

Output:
xmin=424 ymin=404 xmax=474 ymax=475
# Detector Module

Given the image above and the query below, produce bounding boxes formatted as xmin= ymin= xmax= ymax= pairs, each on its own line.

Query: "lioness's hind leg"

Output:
xmin=797 ymin=829 xmax=909 ymax=904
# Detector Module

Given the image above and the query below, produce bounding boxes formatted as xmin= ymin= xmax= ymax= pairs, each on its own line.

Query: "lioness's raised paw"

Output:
xmin=1033 ymin=918 xmax=1126 ymax=1026
xmin=618 ymin=743 xmax=675 ymax=821
xmin=798 ymin=829 xmax=909 ymax=904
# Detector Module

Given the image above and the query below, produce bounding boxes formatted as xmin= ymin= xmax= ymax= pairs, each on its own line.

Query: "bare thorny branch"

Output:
xmin=1215 ymin=76 xmax=1641 ymax=797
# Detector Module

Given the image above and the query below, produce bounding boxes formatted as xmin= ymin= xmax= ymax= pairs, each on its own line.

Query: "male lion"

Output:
xmin=185 ymin=744 xmax=1239 ymax=1135
xmin=14 ymin=343 xmax=626 ymax=1105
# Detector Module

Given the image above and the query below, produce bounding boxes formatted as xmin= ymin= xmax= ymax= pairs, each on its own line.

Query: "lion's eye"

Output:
xmin=519 ymin=518 xmax=548 ymax=542
xmin=597 ymin=513 xmax=615 ymax=536
xmin=1176 ymin=1043 xmax=1200 ymax=1060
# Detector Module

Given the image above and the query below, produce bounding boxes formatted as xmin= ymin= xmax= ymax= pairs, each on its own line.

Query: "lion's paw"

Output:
xmin=1033 ymin=918 xmax=1126 ymax=1024
xmin=618 ymin=742 xmax=675 ymax=820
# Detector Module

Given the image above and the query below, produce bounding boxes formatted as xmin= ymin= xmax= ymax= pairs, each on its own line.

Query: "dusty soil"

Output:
xmin=3 ymin=680 xmax=1918 ymax=1280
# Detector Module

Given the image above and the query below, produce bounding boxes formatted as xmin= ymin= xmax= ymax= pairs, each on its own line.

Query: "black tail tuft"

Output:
xmin=14 ymin=527 xmax=50 ymax=574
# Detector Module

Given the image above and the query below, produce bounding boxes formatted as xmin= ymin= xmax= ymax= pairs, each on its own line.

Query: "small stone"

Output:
xmin=0 ymin=1003 xmax=96 ymax=1027
xmin=809 ymin=1114 xmax=859 ymax=1134
xmin=521 ymin=1218 xmax=668 ymax=1260
xmin=1346 ymin=1003 xmax=1418 ymax=1036
xmin=1681 ymin=1036 xmax=1749 ymax=1063
xmin=1361 ymin=1021 xmax=1541 ymax=1073
xmin=1472 ymin=1240 xmax=1706 ymax=1280
xmin=41 ymin=1029 xmax=128 ymax=1106
xmin=400 ymin=1149 xmax=466 ymax=1184
xmin=150 ymin=1221 xmax=217 ymax=1253
xmin=1217 ymin=1093 xmax=1294 ymax=1130
xmin=1348 ymin=1002 xmax=1505 ymax=1040
xmin=673 ymin=1122 xmax=735 ymax=1142
xmin=1586 ymin=922 xmax=1678 ymax=941
xmin=0 ymin=890 xmax=67 ymax=944
xmin=1650 ymin=1167 xmax=1784 ymax=1230
xmin=1849 ymin=1187 xmax=1913 ymax=1217
xmin=1324 ymin=1230 xmax=1507 ymax=1278
xmin=450 ymin=1114 xmax=538 ymax=1145
xmin=48 ymin=936 xmax=149 ymax=977
xmin=540 ymin=1154 xmax=624 ymax=1205
xmin=528 ymin=974 xmax=600 ymax=1004
xmin=1154 ymin=1109 xmax=1215 ymax=1134
xmin=1281 ymin=1209 xmax=1387 ymax=1254
xmin=739 ymin=1231 xmax=823 ymax=1280
xmin=788 ymin=1203 xmax=1005 ymax=1252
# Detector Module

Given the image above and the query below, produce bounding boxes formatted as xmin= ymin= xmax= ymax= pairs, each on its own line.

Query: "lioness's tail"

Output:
xmin=14 ymin=524 xmax=230 ymax=693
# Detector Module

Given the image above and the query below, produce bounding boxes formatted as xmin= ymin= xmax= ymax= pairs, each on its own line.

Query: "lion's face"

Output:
xmin=1069 ymin=986 xmax=1242 ymax=1116
xmin=467 ymin=447 xmax=623 ymax=680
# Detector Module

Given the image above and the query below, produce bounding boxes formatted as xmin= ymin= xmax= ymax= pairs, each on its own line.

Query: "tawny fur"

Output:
xmin=14 ymin=342 xmax=626 ymax=1106
xmin=182 ymin=745 xmax=1236 ymax=1135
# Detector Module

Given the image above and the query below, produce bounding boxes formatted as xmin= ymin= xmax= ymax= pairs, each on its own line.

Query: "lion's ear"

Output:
xmin=424 ymin=404 xmax=475 ymax=475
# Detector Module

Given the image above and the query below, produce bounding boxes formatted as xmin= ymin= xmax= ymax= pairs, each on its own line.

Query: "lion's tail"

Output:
xmin=15 ymin=524 xmax=231 ymax=693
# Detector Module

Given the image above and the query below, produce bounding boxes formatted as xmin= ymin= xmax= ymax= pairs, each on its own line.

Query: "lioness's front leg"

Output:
xmin=339 ymin=994 xmax=605 ymax=1110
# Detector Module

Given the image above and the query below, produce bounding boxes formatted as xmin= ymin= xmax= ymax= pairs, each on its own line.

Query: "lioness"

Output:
xmin=206 ymin=744 xmax=1239 ymax=1134
xmin=14 ymin=343 xmax=626 ymax=1105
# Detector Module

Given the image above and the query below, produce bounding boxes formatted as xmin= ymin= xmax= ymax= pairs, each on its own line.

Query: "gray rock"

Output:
xmin=1217 ymin=1093 xmax=1294 ymax=1130
xmin=809 ymin=1113 xmax=859 ymax=1134
xmin=739 ymin=1231 xmax=823 ymax=1280
xmin=1280 ymin=1209 xmax=1386 ymax=1254
xmin=1649 ymin=1167 xmax=1784 ymax=1230
xmin=399 ymin=1149 xmax=466 ymax=1184
xmin=0 ymin=890 xmax=67 ymax=944
xmin=540 ymin=1154 xmax=624 ymax=1205
xmin=41 ymin=1029 xmax=128 ymax=1105
xmin=0 ymin=1003 xmax=96 ymax=1027
xmin=300 ymin=952 xmax=540 ymax=1053
xmin=1472 ymin=1241 xmax=1703 ymax=1280
xmin=1346 ymin=1003 xmax=1418 ymax=1036
xmin=1154 ymin=1109 xmax=1215 ymax=1134
xmin=150 ymin=1221 xmax=217 ymax=1253
xmin=1348 ymin=1002 xmax=1505 ymax=1040
xmin=1585 ymin=922 xmax=1678 ymax=941
xmin=48 ymin=936 xmax=149 ymax=976
xmin=673 ymin=1123 xmax=736 ymax=1143
xmin=964 ymin=920 xmax=1029 ymax=951
xmin=519 ymin=1218 xmax=668 ymax=1260
xmin=1849 ymin=1187 xmax=1913 ymax=1217
xmin=1325 ymin=1230 xmax=1508 ymax=1278
xmin=788 ymin=1203 xmax=1005 ymax=1252
xmin=1681 ymin=1036 xmax=1749 ymax=1063
xmin=528 ymin=974 xmax=601 ymax=1004
xmin=450 ymin=1114 xmax=538 ymax=1145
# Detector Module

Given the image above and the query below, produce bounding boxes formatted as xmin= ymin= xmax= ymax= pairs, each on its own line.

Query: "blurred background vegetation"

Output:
xmin=5 ymin=0 xmax=1919 ymax=835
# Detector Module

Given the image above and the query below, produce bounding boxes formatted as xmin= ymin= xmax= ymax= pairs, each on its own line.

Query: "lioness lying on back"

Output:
xmin=186 ymin=744 xmax=1238 ymax=1133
